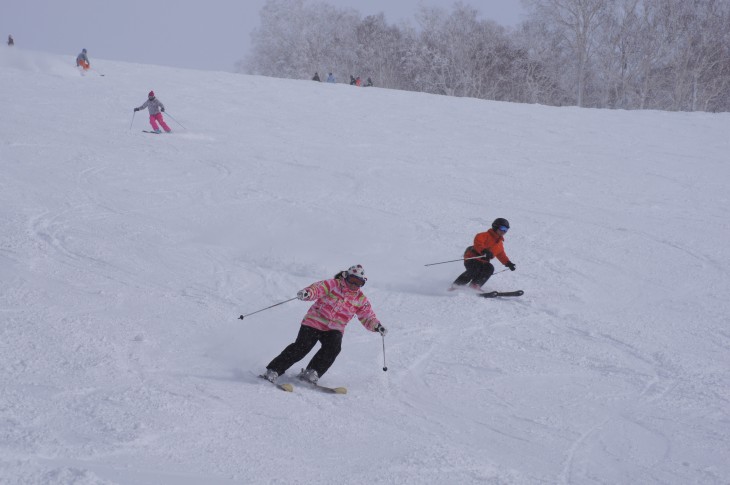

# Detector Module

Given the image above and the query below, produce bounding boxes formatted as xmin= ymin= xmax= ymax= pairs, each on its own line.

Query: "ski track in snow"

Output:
xmin=1 ymin=48 xmax=730 ymax=484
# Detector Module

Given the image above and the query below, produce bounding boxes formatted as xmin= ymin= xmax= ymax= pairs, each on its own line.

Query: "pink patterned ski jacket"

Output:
xmin=299 ymin=278 xmax=381 ymax=334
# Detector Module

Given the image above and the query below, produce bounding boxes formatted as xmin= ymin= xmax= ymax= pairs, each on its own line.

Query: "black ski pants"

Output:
xmin=267 ymin=325 xmax=342 ymax=377
xmin=453 ymin=259 xmax=495 ymax=287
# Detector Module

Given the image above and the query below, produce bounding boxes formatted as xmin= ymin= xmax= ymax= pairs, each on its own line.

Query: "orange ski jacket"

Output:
xmin=464 ymin=228 xmax=510 ymax=265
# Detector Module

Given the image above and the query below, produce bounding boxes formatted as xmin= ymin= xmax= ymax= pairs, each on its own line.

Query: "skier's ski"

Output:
xmin=298 ymin=379 xmax=348 ymax=394
xmin=478 ymin=290 xmax=524 ymax=298
xmin=258 ymin=375 xmax=293 ymax=392
xmin=142 ymin=130 xmax=161 ymax=134
xmin=295 ymin=369 xmax=347 ymax=394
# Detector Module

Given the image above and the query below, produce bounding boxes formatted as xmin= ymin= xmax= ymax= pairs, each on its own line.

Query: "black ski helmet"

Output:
xmin=492 ymin=218 xmax=510 ymax=231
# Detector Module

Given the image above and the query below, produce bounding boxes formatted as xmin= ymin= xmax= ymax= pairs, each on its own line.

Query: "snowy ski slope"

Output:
xmin=1 ymin=47 xmax=729 ymax=484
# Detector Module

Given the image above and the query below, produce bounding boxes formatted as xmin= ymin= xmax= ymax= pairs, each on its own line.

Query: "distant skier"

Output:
xmin=76 ymin=48 xmax=90 ymax=71
xmin=133 ymin=91 xmax=171 ymax=134
xmin=350 ymin=75 xmax=356 ymax=85
xmin=326 ymin=72 xmax=335 ymax=83
xmin=365 ymin=77 xmax=373 ymax=87
xmin=355 ymin=76 xmax=362 ymax=87
xmin=450 ymin=218 xmax=516 ymax=291
xmin=312 ymin=72 xmax=320 ymax=81
xmin=7 ymin=35 xmax=14 ymax=47
xmin=262 ymin=265 xmax=387 ymax=385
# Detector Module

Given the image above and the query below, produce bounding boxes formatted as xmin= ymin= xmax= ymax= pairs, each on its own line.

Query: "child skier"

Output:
xmin=450 ymin=218 xmax=516 ymax=291
xmin=263 ymin=265 xmax=387 ymax=385
xmin=76 ymin=48 xmax=90 ymax=71
xmin=133 ymin=91 xmax=171 ymax=134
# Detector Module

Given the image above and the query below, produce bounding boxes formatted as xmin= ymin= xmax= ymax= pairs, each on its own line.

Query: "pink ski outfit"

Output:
xmin=136 ymin=93 xmax=171 ymax=133
xmin=299 ymin=278 xmax=381 ymax=334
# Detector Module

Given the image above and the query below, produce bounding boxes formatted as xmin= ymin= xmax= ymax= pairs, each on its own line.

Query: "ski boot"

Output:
xmin=297 ymin=368 xmax=319 ymax=385
xmin=262 ymin=368 xmax=279 ymax=383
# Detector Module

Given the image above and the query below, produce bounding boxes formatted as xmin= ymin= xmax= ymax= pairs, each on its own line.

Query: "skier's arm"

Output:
xmin=299 ymin=279 xmax=334 ymax=301
xmin=473 ymin=232 xmax=492 ymax=255
xmin=355 ymin=297 xmax=380 ymax=332
xmin=495 ymin=249 xmax=509 ymax=265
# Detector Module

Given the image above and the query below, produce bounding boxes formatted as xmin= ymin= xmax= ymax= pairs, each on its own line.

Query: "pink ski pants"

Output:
xmin=149 ymin=113 xmax=171 ymax=132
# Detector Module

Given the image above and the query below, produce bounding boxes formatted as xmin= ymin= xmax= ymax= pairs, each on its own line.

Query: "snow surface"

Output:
xmin=1 ymin=47 xmax=729 ymax=485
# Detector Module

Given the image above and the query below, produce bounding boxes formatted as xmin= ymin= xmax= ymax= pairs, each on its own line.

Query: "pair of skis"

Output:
xmin=479 ymin=290 xmax=523 ymax=298
xmin=258 ymin=375 xmax=347 ymax=394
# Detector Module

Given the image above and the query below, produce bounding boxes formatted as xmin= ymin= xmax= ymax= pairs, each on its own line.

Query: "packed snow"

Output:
xmin=1 ymin=47 xmax=729 ymax=484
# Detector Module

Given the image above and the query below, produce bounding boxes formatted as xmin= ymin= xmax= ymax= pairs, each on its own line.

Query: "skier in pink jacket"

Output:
xmin=263 ymin=265 xmax=387 ymax=385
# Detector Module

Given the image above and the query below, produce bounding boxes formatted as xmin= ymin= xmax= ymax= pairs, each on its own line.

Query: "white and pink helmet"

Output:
xmin=345 ymin=264 xmax=367 ymax=286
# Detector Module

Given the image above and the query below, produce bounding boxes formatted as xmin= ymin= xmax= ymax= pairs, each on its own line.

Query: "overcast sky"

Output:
xmin=2 ymin=0 xmax=525 ymax=72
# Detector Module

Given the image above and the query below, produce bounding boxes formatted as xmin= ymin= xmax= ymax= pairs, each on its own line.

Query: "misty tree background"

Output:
xmin=239 ymin=0 xmax=730 ymax=112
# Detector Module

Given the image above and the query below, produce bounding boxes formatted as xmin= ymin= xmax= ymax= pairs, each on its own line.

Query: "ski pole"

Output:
xmin=238 ymin=297 xmax=297 ymax=320
xmin=129 ymin=111 xmax=136 ymax=130
xmin=164 ymin=111 xmax=186 ymax=130
xmin=381 ymin=334 xmax=388 ymax=372
xmin=424 ymin=255 xmax=486 ymax=267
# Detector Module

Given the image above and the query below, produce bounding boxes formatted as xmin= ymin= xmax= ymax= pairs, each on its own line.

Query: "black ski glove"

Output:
xmin=375 ymin=324 xmax=388 ymax=337
xmin=506 ymin=262 xmax=516 ymax=271
xmin=161 ymin=107 xmax=165 ymax=112
xmin=481 ymin=249 xmax=493 ymax=260
xmin=134 ymin=108 xmax=139 ymax=112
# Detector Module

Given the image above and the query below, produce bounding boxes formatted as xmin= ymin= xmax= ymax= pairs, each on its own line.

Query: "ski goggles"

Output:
xmin=497 ymin=225 xmax=509 ymax=233
xmin=345 ymin=274 xmax=366 ymax=287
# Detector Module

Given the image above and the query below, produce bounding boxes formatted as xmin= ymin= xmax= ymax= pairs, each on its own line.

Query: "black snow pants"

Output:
xmin=267 ymin=325 xmax=343 ymax=377
xmin=453 ymin=258 xmax=495 ymax=288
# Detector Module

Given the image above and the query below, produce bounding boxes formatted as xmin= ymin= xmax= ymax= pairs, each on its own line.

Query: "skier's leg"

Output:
xmin=452 ymin=270 xmax=472 ymax=286
xmin=453 ymin=259 xmax=480 ymax=286
xmin=149 ymin=115 xmax=160 ymax=131
xmin=472 ymin=262 xmax=495 ymax=287
xmin=266 ymin=325 xmax=319 ymax=375
xmin=306 ymin=329 xmax=343 ymax=377
xmin=158 ymin=114 xmax=171 ymax=133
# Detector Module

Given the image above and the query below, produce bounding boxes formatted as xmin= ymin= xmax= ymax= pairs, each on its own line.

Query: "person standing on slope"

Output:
xmin=76 ymin=48 xmax=90 ymax=71
xmin=263 ymin=265 xmax=388 ymax=385
xmin=134 ymin=91 xmax=171 ymax=134
xmin=450 ymin=218 xmax=516 ymax=291
xmin=7 ymin=35 xmax=14 ymax=47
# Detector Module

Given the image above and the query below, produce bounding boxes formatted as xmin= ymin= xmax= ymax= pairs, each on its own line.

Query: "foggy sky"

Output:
xmin=2 ymin=0 xmax=525 ymax=72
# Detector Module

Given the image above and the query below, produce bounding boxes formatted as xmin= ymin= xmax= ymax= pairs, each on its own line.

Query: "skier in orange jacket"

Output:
xmin=450 ymin=217 xmax=516 ymax=291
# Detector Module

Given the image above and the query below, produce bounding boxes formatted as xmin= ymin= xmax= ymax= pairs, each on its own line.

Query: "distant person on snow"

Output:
xmin=7 ymin=35 xmax=14 ymax=47
xmin=355 ymin=76 xmax=362 ymax=87
xmin=365 ymin=77 xmax=373 ymax=87
xmin=133 ymin=91 xmax=171 ymax=134
xmin=350 ymin=75 xmax=356 ymax=85
xmin=262 ymin=265 xmax=388 ymax=385
xmin=326 ymin=72 xmax=335 ymax=83
xmin=312 ymin=72 xmax=321 ymax=81
xmin=76 ymin=48 xmax=90 ymax=71
xmin=450 ymin=218 xmax=516 ymax=291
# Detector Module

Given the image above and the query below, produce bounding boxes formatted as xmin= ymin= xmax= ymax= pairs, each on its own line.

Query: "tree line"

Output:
xmin=240 ymin=0 xmax=730 ymax=112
